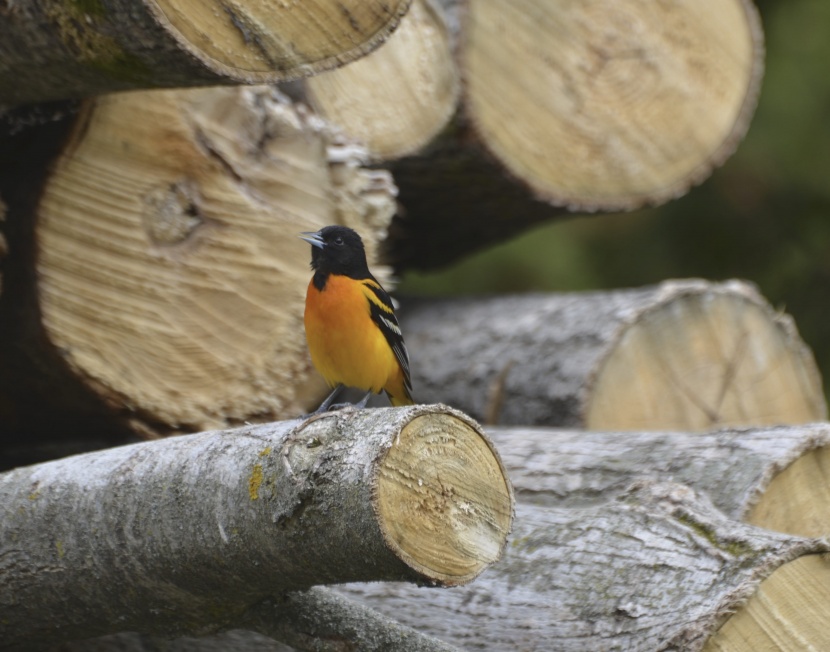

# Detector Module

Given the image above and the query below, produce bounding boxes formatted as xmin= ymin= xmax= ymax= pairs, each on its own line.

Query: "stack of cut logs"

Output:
xmin=2 ymin=0 xmax=829 ymax=651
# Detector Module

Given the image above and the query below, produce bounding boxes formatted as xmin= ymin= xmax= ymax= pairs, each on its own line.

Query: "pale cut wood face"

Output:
xmin=375 ymin=411 xmax=513 ymax=584
xmin=704 ymin=555 xmax=830 ymax=652
xmin=154 ymin=0 xmax=412 ymax=74
xmin=35 ymin=87 xmax=395 ymax=434
xmin=307 ymin=0 xmax=460 ymax=159
xmin=587 ymin=289 xmax=826 ymax=431
xmin=464 ymin=0 xmax=764 ymax=210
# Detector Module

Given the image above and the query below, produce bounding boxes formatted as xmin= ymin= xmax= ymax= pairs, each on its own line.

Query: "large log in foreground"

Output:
xmin=0 ymin=0 xmax=412 ymax=105
xmin=0 ymin=406 xmax=512 ymax=650
xmin=341 ymin=481 xmax=830 ymax=651
xmin=401 ymin=279 xmax=826 ymax=430
xmin=0 ymin=86 xmax=396 ymax=443
xmin=302 ymin=0 xmax=764 ymax=270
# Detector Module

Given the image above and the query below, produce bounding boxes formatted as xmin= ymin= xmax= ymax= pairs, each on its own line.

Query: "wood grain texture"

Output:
xmin=747 ymin=444 xmax=830 ymax=538
xmin=306 ymin=0 xmax=460 ymax=159
xmin=6 ymin=86 xmax=396 ymax=437
xmin=704 ymin=554 xmax=830 ymax=652
xmin=463 ymin=0 xmax=764 ymax=210
xmin=400 ymin=279 xmax=825 ymax=430
xmin=0 ymin=0 xmax=412 ymax=104
xmin=375 ymin=0 xmax=765 ymax=270
xmin=0 ymin=405 xmax=510 ymax=649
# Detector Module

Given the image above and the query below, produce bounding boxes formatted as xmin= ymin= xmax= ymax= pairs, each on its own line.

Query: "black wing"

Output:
xmin=361 ymin=278 xmax=413 ymax=396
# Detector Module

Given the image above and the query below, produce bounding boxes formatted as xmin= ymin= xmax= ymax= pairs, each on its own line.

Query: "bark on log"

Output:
xmin=298 ymin=0 xmax=764 ymax=270
xmin=243 ymin=587 xmax=462 ymax=652
xmin=0 ymin=85 xmax=396 ymax=443
xmin=0 ymin=0 xmax=412 ymax=105
xmin=55 ymin=588 xmax=463 ymax=652
xmin=400 ymin=279 xmax=826 ymax=429
xmin=339 ymin=481 xmax=830 ymax=651
xmin=487 ymin=422 xmax=830 ymax=539
xmin=0 ymin=405 xmax=512 ymax=650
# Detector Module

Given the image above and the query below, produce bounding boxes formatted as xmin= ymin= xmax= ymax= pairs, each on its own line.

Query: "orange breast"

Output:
xmin=304 ymin=275 xmax=401 ymax=394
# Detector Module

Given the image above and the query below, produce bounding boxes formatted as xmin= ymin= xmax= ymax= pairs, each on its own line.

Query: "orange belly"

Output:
xmin=304 ymin=275 xmax=404 ymax=397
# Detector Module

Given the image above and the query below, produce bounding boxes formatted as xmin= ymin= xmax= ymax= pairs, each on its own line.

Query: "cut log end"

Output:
xmin=306 ymin=0 xmax=460 ymax=159
xmin=585 ymin=282 xmax=826 ymax=431
xmin=463 ymin=0 xmax=764 ymax=210
xmin=374 ymin=410 xmax=513 ymax=585
xmin=402 ymin=280 xmax=824 ymax=431
xmin=28 ymin=86 xmax=396 ymax=436
xmin=704 ymin=554 xmax=830 ymax=652
xmin=747 ymin=445 xmax=830 ymax=538
xmin=149 ymin=0 xmax=413 ymax=79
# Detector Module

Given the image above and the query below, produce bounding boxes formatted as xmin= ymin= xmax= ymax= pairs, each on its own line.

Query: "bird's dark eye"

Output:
xmin=333 ymin=236 xmax=344 ymax=246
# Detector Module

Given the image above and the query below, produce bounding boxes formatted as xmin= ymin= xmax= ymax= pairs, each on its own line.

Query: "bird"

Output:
xmin=300 ymin=225 xmax=414 ymax=412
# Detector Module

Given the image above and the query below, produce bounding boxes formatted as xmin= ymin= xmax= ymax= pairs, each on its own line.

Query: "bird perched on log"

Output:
xmin=301 ymin=225 xmax=414 ymax=411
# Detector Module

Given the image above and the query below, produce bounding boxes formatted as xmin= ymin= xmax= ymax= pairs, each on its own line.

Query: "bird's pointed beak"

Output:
xmin=299 ymin=231 xmax=325 ymax=249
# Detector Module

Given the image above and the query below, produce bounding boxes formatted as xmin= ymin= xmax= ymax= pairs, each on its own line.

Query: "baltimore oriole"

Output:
xmin=301 ymin=225 xmax=414 ymax=411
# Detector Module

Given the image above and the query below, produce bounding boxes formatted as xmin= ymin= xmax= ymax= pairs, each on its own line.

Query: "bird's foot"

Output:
xmin=300 ymin=388 xmax=373 ymax=419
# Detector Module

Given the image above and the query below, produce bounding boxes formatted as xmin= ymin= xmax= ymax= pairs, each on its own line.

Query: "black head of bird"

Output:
xmin=300 ymin=225 xmax=370 ymax=280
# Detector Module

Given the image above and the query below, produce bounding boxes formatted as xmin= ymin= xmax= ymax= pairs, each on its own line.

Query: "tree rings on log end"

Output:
xmin=306 ymin=0 xmax=460 ymax=159
xmin=747 ymin=445 xmax=830 ymax=539
xmin=463 ymin=0 xmax=764 ymax=210
xmin=152 ymin=0 xmax=413 ymax=80
xmin=585 ymin=282 xmax=826 ymax=431
xmin=374 ymin=410 xmax=514 ymax=585
xmin=704 ymin=555 xmax=830 ymax=652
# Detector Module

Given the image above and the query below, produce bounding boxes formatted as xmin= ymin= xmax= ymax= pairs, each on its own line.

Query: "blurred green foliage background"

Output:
xmin=399 ymin=0 xmax=830 ymax=399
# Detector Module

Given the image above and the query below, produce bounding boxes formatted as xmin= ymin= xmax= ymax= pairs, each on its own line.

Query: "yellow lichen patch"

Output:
xmin=55 ymin=540 xmax=65 ymax=559
xmin=248 ymin=464 xmax=263 ymax=500
xmin=258 ymin=446 xmax=272 ymax=457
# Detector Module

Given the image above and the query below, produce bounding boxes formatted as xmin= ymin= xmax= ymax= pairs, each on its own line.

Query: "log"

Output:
xmin=59 ymin=594 xmax=464 ymax=652
xmin=243 ymin=587 xmax=462 ymax=652
xmin=486 ymin=423 xmax=830 ymax=538
xmin=0 ymin=85 xmax=396 ymax=443
xmin=339 ymin=481 xmax=830 ymax=651
xmin=0 ymin=405 xmax=512 ymax=650
xmin=703 ymin=556 xmax=830 ymax=651
xmin=299 ymin=0 xmax=764 ymax=270
xmin=459 ymin=0 xmax=764 ymax=211
xmin=400 ymin=279 xmax=826 ymax=429
xmin=304 ymin=0 xmax=459 ymax=159
xmin=0 ymin=0 xmax=412 ymax=105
